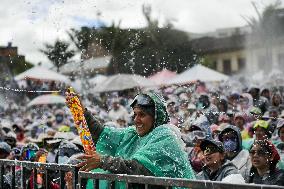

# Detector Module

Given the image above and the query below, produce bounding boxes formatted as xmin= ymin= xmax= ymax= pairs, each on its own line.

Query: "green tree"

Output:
xmin=67 ymin=27 xmax=96 ymax=60
xmin=67 ymin=5 xmax=199 ymax=76
xmin=40 ymin=40 xmax=75 ymax=72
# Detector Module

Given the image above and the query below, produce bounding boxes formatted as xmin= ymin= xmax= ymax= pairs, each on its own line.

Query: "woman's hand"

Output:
xmin=76 ymin=151 xmax=102 ymax=172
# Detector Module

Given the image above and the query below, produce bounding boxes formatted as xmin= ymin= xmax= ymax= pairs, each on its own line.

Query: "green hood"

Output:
xmin=143 ymin=91 xmax=170 ymax=128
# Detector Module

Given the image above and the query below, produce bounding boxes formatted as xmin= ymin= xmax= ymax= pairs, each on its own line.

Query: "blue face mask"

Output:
xmin=56 ymin=115 xmax=64 ymax=123
xmin=223 ymin=139 xmax=238 ymax=152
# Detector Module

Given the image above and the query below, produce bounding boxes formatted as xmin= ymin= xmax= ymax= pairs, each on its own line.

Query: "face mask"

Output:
xmin=58 ymin=156 xmax=69 ymax=164
xmin=223 ymin=139 xmax=238 ymax=152
xmin=56 ymin=115 xmax=64 ymax=123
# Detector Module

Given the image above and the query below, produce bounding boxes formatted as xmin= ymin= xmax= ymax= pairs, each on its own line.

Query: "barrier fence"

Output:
xmin=0 ymin=160 xmax=283 ymax=189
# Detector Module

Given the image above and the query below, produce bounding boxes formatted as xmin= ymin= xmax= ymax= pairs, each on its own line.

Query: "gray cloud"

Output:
xmin=0 ymin=0 xmax=282 ymax=66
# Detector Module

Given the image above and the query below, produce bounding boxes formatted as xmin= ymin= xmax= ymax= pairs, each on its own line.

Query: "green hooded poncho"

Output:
xmin=87 ymin=92 xmax=195 ymax=189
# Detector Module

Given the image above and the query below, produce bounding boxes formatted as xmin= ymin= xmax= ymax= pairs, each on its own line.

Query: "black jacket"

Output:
xmin=246 ymin=168 xmax=284 ymax=186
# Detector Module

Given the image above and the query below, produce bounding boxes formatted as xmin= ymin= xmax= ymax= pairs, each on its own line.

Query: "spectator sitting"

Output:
xmin=108 ymin=99 xmax=129 ymax=123
xmin=218 ymin=125 xmax=251 ymax=177
xmin=246 ymin=140 xmax=284 ymax=186
xmin=197 ymin=139 xmax=244 ymax=183
xmin=0 ymin=142 xmax=11 ymax=159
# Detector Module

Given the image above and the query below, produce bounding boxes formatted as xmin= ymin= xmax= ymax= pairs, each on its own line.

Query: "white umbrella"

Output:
xmin=89 ymin=75 xmax=107 ymax=86
xmin=93 ymin=74 xmax=155 ymax=92
xmin=15 ymin=66 xmax=70 ymax=84
xmin=167 ymin=64 xmax=228 ymax=85
xmin=27 ymin=94 xmax=66 ymax=107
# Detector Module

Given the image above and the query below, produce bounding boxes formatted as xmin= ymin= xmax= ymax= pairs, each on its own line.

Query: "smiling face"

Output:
xmin=203 ymin=145 xmax=225 ymax=171
xmin=133 ymin=107 xmax=155 ymax=137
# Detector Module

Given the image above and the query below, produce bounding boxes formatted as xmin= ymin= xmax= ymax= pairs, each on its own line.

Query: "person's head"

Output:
xmin=277 ymin=119 xmax=284 ymax=142
xmin=0 ymin=142 xmax=11 ymax=159
xmin=21 ymin=143 xmax=39 ymax=162
xmin=210 ymin=92 xmax=220 ymax=105
xmin=187 ymin=115 xmax=211 ymax=145
xmin=116 ymin=117 xmax=127 ymax=128
xmin=112 ymin=99 xmax=120 ymax=111
xmin=249 ymin=140 xmax=280 ymax=171
xmin=12 ymin=124 xmax=25 ymax=141
xmin=219 ymin=125 xmax=241 ymax=160
xmin=200 ymin=139 xmax=225 ymax=171
xmin=130 ymin=92 xmax=169 ymax=137
xmin=217 ymin=99 xmax=228 ymax=113
xmin=233 ymin=113 xmax=245 ymax=130
xmin=271 ymin=93 xmax=282 ymax=107
xmin=197 ymin=95 xmax=210 ymax=110
xmin=249 ymin=87 xmax=260 ymax=99
xmin=253 ymin=120 xmax=271 ymax=140
xmin=3 ymin=132 xmax=17 ymax=148
xmin=57 ymin=140 xmax=82 ymax=164
xmin=268 ymin=107 xmax=279 ymax=121
xmin=218 ymin=114 xmax=231 ymax=125
xmin=166 ymin=100 xmax=176 ymax=114
xmin=250 ymin=107 xmax=263 ymax=120
xmin=260 ymin=88 xmax=270 ymax=100
xmin=55 ymin=109 xmax=64 ymax=124
xmin=46 ymin=114 xmax=55 ymax=127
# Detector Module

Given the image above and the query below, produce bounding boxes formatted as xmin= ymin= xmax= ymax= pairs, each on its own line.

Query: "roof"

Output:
xmin=167 ymin=64 xmax=228 ymax=84
xmin=190 ymin=35 xmax=246 ymax=54
xmin=60 ymin=56 xmax=112 ymax=74
xmin=14 ymin=66 xmax=70 ymax=84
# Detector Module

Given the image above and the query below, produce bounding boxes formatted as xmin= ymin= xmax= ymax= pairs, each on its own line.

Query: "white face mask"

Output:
xmin=58 ymin=156 xmax=69 ymax=164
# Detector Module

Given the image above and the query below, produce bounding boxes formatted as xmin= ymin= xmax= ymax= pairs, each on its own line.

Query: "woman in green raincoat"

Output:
xmin=66 ymin=91 xmax=195 ymax=189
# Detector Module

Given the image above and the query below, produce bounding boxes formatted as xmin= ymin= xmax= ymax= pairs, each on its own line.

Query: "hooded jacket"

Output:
xmin=84 ymin=92 xmax=195 ymax=189
xmin=219 ymin=125 xmax=251 ymax=178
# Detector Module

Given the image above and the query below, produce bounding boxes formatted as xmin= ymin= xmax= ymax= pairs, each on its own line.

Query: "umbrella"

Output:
xmin=15 ymin=66 xmax=70 ymax=84
xmin=27 ymin=94 xmax=66 ymax=107
xmin=92 ymin=74 xmax=155 ymax=92
xmin=167 ymin=64 xmax=228 ymax=85
xmin=148 ymin=69 xmax=176 ymax=85
xmin=89 ymin=75 xmax=108 ymax=86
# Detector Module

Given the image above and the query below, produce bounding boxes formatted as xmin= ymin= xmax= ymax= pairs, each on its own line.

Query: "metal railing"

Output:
xmin=0 ymin=159 xmax=78 ymax=189
xmin=77 ymin=172 xmax=284 ymax=189
xmin=0 ymin=160 xmax=284 ymax=189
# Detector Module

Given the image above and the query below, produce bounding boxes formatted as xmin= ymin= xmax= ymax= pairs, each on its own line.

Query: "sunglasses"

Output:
xmin=132 ymin=94 xmax=154 ymax=107
xmin=249 ymin=149 xmax=270 ymax=157
xmin=188 ymin=130 xmax=206 ymax=140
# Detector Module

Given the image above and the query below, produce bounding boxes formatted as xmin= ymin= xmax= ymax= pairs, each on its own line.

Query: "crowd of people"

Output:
xmin=0 ymin=79 xmax=284 ymax=188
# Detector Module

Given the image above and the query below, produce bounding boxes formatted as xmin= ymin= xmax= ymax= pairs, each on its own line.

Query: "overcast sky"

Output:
xmin=0 ymin=0 xmax=283 ymax=67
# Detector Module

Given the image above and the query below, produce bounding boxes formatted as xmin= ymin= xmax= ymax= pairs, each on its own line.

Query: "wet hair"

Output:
xmin=250 ymin=140 xmax=280 ymax=171
xmin=133 ymin=104 xmax=155 ymax=118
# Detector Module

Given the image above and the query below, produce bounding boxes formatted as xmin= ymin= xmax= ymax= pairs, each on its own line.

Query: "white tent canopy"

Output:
xmin=167 ymin=64 xmax=228 ymax=85
xmin=15 ymin=66 xmax=70 ymax=84
xmin=27 ymin=94 xmax=66 ymax=107
xmin=89 ymin=75 xmax=108 ymax=86
xmin=92 ymin=74 xmax=155 ymax=92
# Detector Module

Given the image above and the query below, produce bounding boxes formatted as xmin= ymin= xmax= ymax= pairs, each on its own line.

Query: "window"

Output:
xmin=223 ymin=59 xmax=232 ymax=75
xmin=238 ymin=58 xmax=246 ymax=71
